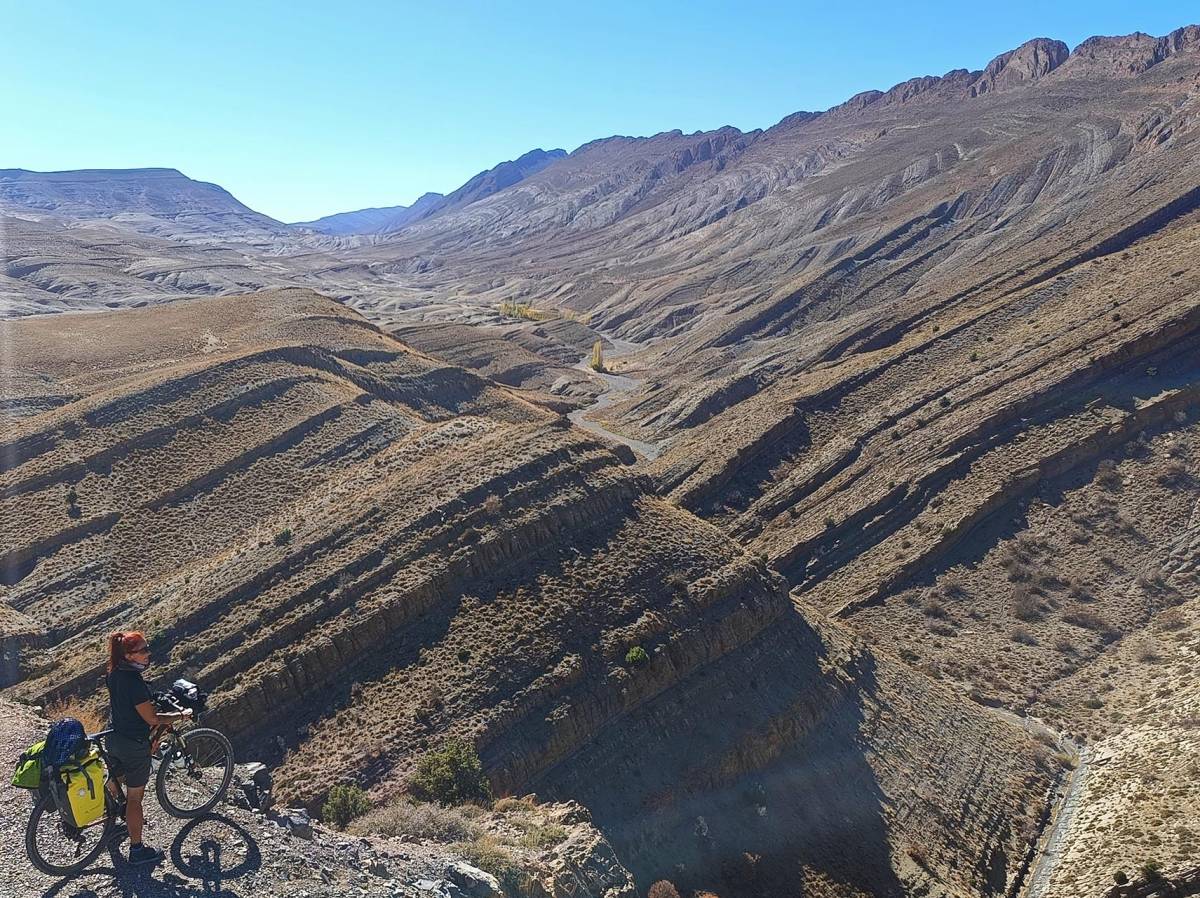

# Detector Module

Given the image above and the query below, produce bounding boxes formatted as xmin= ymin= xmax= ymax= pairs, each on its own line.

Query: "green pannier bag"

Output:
xmin=12 ymin=739 xmax=46 ymax=789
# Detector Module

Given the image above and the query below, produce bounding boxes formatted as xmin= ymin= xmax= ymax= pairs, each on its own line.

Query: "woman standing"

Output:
xmin=104 ymin=631 xmax=191 ymax=866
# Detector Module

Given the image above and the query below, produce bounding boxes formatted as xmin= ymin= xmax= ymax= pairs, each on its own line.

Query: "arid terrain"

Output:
xmin=4 ymin=23 xmax=1200 ymax=898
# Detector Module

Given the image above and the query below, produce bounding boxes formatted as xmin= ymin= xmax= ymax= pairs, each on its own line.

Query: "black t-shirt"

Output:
xmin=107 ymin=668 xmax=152 ymax=742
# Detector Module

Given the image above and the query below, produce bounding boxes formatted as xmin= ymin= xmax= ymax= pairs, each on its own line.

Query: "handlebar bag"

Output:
xmin=11 ymin=739 xmax=46 ymax=789
xmin=55 ymin=747 xmax=107 ymax=828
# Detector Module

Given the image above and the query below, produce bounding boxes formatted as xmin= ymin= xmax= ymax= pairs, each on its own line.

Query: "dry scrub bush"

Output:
xmin=493 ymin=796 xmax=537 ymax=814
xmin=1011 ymin=627 xmax=1038 ymax=646
xmin=1157 ymin=460 xmax=1188 ymax=487
xmin=1134 ymin=640 xmax=1162 ymax=663
xmin=1053 ymin=636 xmax=1077 ymax=655
xmin=516 ymin=823 xmax=567 ymax=849
xmin=350 ymin=797 xmax=481 ymax=841
xmin=940 ymin=574 xmax=966 ymax=598
xmin=1063 ymin=610 xmax=1116 ymax=639
xmin=1157 ymin=608 xmax=1186 ymax=631
xmin=1096 ymin=460 xmax=1123 ymax=490
xmin=922 ymin=598 xmax=949 ymax=619
xmin=44 ymin=695 xmax=106 ymax=733
xmin=1012 ymin=586 xmax=1041 ymax=622
xmin=648 ymin=883 xmax=682 ymax=898
xmin=453 ymin=836 xmax=522 ymax=893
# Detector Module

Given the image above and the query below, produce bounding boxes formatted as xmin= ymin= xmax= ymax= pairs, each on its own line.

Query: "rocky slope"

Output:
xmin=0 ymin=290 xmax=1057 ymax=896
xmin=0 ymin=697 xmax=639 ymax=898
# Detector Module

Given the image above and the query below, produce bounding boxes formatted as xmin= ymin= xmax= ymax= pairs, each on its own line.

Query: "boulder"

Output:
xmin=282 ymin=808 xmax=314 ymax=840
xmin=445 ymin=861 xmax=503 ymax=898
xmin=533 ymin=826 xmax=638 ymax=898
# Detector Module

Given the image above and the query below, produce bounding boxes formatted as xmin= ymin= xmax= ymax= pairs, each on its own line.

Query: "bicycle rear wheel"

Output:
xmin=155 ymin=727 xmax=234 ymax=818
xmin=25 ymin=794 xmax=113 ymax=876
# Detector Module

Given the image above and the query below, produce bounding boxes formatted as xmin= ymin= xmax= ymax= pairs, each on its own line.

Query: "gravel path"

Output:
xmin=0 ymin=700 xmax=445 ymax=898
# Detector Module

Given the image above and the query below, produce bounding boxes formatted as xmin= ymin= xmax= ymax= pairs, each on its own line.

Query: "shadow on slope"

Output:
xmin=536 ymin=610 xmax=905 ymax=898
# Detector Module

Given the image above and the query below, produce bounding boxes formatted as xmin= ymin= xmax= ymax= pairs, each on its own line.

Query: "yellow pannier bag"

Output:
xmin=56 ymin=748 xmax=106 ymax=828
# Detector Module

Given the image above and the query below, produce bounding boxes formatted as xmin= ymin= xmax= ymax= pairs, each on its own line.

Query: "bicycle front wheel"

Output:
xmin=155 ymin=727 xmax=235 ymax=818
xmin=25 ymin=794 xmax=113 ymax=876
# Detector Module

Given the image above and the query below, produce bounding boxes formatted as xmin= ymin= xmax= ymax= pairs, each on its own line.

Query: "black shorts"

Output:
xmin=106 ymin=732 xmax=152 ymax=789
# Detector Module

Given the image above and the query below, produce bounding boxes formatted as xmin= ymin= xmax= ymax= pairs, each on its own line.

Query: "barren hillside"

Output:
xmin=3 ymin=21 xmax=1200 ymax=898
xmin=0 ymin=291 xmax=1057 ymax=897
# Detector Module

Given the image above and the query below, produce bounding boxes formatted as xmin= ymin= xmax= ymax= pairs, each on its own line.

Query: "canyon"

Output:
xmin=3 ymin=23 xmax=1200 ymax=898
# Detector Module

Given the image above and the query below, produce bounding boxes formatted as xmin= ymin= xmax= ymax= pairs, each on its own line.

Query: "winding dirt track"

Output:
xmin=568 ymin=337 xmax=662 ymax=460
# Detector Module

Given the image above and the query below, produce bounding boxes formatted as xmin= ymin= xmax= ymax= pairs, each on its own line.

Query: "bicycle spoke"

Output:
xmin=27 ymin=798 xmax=108 ymax=875
xmin=158 ymin=729 xmax=233 ymax=816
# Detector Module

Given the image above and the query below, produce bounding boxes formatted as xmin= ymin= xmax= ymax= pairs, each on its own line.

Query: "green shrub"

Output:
xmin=274 ymin=528 xmax=293 ymax=546
xmin=625 ymin=646 xmax=649 ymax=666
xmin=322 ymin=784 xmax=371 ymax=829
xmin=1141 ymin=860 xmax=1162 ymax=880
xmin=410 ymin=738 xmax=492 ymax=805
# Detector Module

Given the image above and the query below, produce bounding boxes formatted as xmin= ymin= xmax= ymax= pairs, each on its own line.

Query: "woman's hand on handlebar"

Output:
xmin=154 ymin=706 xmax=193 ymax=727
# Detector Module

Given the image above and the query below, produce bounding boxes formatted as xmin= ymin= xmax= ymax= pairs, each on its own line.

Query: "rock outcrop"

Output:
xmin=971 ymin=38 xmax=1070 ymax=95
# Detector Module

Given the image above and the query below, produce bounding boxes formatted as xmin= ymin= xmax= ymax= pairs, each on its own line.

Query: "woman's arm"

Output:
xmin=134 ymin=700 xmax=192 ymax=727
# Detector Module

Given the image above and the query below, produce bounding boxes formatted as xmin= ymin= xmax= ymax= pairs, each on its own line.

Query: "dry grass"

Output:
xmin=44 ymin=695 xmax=106 ymax=734
xmin=492 ymin=796 xmax=537 ymax=814
xmin=350 ymin=797 xmax=482 ymax=842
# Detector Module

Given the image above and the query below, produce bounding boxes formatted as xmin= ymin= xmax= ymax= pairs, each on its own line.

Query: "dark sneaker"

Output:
xmin=128 ymin=844 xmax=164 ymax=866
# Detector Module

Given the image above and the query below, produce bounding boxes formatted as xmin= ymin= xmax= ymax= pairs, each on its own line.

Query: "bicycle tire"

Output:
xmin=25 ymin=793 xmax=113 ymax=876
xmin=155 ymin=727 xmax=234 ymax=818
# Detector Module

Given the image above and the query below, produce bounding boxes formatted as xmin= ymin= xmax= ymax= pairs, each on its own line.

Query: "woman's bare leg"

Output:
xmin=125 ymin=785 xmax=146 ymax=843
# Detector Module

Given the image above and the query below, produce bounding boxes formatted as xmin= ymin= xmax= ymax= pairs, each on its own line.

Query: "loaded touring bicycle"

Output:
xmin=13 ymin=679 xmax=235 ymax=876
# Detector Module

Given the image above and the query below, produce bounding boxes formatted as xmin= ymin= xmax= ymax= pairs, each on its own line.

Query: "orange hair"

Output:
xmin=107 ymin=630 xmax=147 ymax=673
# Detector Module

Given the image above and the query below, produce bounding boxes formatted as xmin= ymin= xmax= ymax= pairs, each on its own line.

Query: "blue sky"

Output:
xmin=3 ymin=1 xmax=1195 ymax=221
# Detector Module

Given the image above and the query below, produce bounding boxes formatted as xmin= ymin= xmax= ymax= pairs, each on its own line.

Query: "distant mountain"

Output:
xmin=296 ymin=148 xmax=569 ymax=237
xmin=292 ymin=191 xmax=444 ymax=235
xmin=384 ymin=147 xmax=568 ymax=231
xmin=0 ymin=167 xmax=290 ymax=243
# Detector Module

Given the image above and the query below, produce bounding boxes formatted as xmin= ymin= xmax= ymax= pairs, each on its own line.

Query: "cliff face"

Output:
xmin=537 ymin=612 xmax=1056 ymax=898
